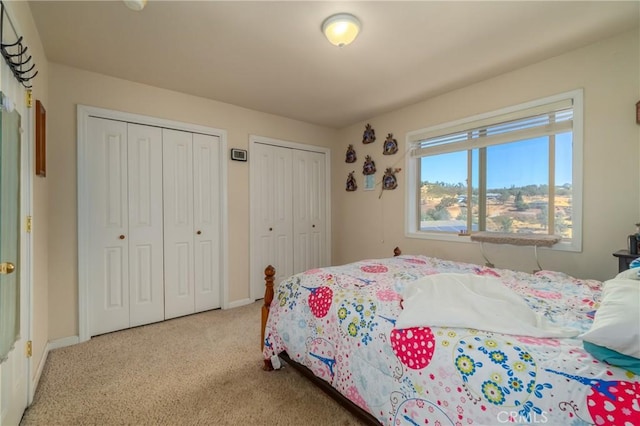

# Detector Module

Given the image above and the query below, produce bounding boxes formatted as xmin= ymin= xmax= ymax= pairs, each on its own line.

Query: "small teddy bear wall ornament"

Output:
xmin=382 ymin=167 xmax=402 ymax=190
xmin=383 ymin=133 xmax=398 ymax=155
xmin=345 ymin=171 xmax=357 ymax=192
xmin=362 ymin=123 xmax=376 ymax=144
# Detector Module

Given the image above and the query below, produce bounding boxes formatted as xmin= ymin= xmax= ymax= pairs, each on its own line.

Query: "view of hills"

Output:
xmin=420 ymin=182 xmax=572 ymax=237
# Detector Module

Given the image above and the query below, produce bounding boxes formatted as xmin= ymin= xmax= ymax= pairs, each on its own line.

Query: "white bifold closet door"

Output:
xmin=87 ymin=118 xmax=164 ymax=335
xmin=292 ymin=149 xmax=326 ymax=274
xmin=251 ymin=142 xmax=327 ymax=299
xmin=163 ymin=129 xmax=221 ymax=319
xmin=252 ymin=143 xmax=294 ymax=287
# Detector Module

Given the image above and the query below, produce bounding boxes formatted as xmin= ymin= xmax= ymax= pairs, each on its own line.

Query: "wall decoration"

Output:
xmin=382 ymin=133 xmax=398 ymax=155
xmin=35 ymin=99 xmax=46 ymax=177
xmin=364 ymin=174 xmax=375 ymax=191
xmin=362 ymin=123 xmax=376 ymax=144
xmin=345 ymin=144 xmax=357 ymax=163
xmin=382 ymin=167 xmax=402 ymax=190
xmin=346 ymin=171 xmax=357 ymax=191
xmin=362 ymin=155 xmax=376 ymax=175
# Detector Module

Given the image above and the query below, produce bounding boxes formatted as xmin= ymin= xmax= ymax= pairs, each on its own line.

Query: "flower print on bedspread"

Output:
xmin=336 ymin=295 xmax=378 ymax=346
xmin=453 ymin=335 xmax=552 ymax=419
xmin=276 ymin=276 xmax=302 ymax=311
xmin=545 ymin=368 xmax=640 ymax=425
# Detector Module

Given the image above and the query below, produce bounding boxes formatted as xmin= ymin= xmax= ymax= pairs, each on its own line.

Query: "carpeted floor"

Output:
xmin=21 ymin=301 xmax=366 ymax=425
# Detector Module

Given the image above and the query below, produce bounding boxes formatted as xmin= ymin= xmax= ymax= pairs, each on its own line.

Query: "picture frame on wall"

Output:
xmin=35 ymin=99 xmax=46 ymax=177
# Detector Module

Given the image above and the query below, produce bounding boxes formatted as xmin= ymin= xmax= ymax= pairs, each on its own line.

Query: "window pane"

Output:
xmin=419 ymin=151 xmax=468 ymax=232
xmin=484 ymin=138 xmax=549 ymax=234
xmin=407 ymin=90 xmax=581 ymax=250
xmin=555 ymin=132 xmax=573 ymax=238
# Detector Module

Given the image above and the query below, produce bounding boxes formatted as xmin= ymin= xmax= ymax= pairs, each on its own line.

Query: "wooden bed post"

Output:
xmin=261 ymin=265 xmax=275 ymax=371
xmin=393 ymin=246 xmax=402 ymax=256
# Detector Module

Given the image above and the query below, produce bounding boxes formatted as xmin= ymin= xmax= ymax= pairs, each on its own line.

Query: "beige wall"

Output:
xmin=47 ymin=63 xmax=338 ymax=340
xmin=40 ymin=25 xmax=640 ymax=342
xmin=5 ymin=0 xmax=50 ymax=385
xmin=332 ymin=29 xmax=640 ymax=281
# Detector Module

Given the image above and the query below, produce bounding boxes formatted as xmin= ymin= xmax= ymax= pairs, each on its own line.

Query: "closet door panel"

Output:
xmin=308 ymin=151 xmax=326 ymax=269
xmin=163 ymin=129 xmax=195 ymax=319
xmin=250 ymin=144 xmax=277 ymax=298
xmin=251 ymin=143 xmax=293 ymax=294
xmin=127 ymin=124 xmax=164 ymax=327
xmin=292 ymin=151 xmax=309 ymax=275
xmin=272 ymin=147 xmax=293 ymax=282
xmin=193 ymin=134 xmax=221 ymax=312
xmin=292 ymin=150 xmax=326 ymax=274
xmin=87 ymin=117 xmax=130 ymax=336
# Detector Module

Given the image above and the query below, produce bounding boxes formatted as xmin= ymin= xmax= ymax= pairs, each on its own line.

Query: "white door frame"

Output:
xmin=77 ymin=105 xmax=229 ymax=342
xmin=248 ymin=135 xmax=331 ymax=301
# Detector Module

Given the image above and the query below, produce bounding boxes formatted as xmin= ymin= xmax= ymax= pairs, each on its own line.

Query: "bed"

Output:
xmin=261 ymin=251 xmax=640 ymax=425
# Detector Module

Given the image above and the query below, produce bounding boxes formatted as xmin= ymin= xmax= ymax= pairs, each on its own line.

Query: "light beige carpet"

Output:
xmin=21 ymin=301 xmax=366 ymax=425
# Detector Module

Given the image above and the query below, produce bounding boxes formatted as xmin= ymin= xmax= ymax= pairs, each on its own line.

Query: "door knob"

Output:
xmin=197 ymin=230 xmax=202 ymax=235
xmin=0 ymin=262 xmax=15 ymax=274
xmin=269 ymin=227 xmax=273 ymax=231
xmin=119 ymin=235 xmax=126 ymax=240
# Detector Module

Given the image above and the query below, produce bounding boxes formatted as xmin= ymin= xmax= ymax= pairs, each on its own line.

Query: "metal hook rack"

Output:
xmin=0 ymin=1 xmax=38 ymax=88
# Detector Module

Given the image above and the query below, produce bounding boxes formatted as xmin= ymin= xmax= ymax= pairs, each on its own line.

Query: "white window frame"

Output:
xmin=405 ymin=89 xmax=583 ymax=252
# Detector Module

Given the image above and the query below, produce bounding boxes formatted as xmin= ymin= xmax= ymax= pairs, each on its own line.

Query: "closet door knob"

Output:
xmin=312 ymin=224 xmax=316 ymax=228
xmin=269 ymin=227 xmax=273 ymax=231
xmin=196 ymin=230 xmax=202 ymax=235
xmin=119 ymin=235 xmax=126 ymax=240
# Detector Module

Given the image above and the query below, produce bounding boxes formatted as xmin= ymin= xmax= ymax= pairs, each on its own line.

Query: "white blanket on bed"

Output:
xmin=396 ymin=273 xmax=579 ymax=337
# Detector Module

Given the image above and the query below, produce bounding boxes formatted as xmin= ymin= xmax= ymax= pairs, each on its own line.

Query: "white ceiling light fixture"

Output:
xmin=123 ymin=0 xmax=147 ymax=11
xmin=322 ymin=13 xmax=361 ymax=47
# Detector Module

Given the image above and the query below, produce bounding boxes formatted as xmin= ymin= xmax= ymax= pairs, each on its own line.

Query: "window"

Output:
xmin=405 ymin=89 xmax=583 ymax=251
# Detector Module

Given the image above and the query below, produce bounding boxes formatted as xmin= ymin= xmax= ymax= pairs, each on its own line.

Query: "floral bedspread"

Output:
xmin=263 ymin=255 xmax=640 ymax=425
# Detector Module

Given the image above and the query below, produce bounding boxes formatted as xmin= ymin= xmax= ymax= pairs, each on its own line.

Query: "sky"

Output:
xmin=421 ymin=134 xmax=573 ymax=189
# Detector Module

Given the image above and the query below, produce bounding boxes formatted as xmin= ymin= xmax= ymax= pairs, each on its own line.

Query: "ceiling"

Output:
xmin=29 ymin=1 xmax=639 ymax=129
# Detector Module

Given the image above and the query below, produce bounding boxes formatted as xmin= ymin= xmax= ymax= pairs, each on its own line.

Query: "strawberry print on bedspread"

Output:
xmin=262 ymin=255 xmax=640 ymax=425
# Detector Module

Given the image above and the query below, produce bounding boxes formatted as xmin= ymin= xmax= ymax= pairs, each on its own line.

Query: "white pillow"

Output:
xmin=580 ymin=278 xmax=640 ymax=358
xmin=615 ymin=268 xmax=640 ymax=280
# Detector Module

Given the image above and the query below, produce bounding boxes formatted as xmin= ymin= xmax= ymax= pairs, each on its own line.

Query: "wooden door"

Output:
xmin=87 ymin=117 xmax=130 ymax=335
xmin=292 ymin=149 xmax=327 ymax=274
xmin=127 ymin=124 xmax=164 ymax=327
xmin=163 ymin=129 xmax=195 ymax=319
xmin=192 ymin=133 xmax=221 ymax=312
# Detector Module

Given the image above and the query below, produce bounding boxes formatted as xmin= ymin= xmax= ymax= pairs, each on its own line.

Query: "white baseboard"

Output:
xmin=29 ymin=336 xmax=79 ymax=403
xmin=227 ymin=298 xmax=253 ymax=309
xmin=30 ymin=345 xmax=48 ymax=403
xmin=48 ymin=335 xmax=80 ymax=350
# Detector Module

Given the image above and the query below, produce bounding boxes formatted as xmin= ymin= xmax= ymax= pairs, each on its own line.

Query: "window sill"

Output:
xmin=405 ymin=230 xmax=580 ymax=252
